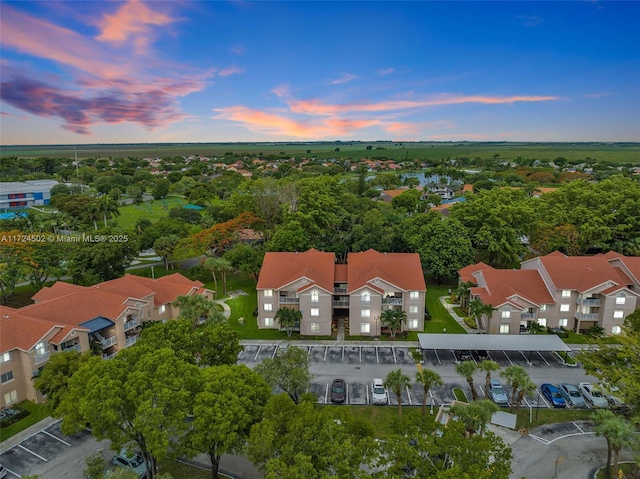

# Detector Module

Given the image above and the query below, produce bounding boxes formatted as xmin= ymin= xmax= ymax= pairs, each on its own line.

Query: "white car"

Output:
xmin=371 ymin=378 xmax=388 ymax=405
xmin=578 ymin=382 xmax=609 ymax=408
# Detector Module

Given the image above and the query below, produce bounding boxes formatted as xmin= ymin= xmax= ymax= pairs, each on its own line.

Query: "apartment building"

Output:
xmin=0 ymin=180 xmax=58 ymax=211
xmin=0 ymin=273 xmax=211 ymax=408
xmin=256 ymin=248 xmax=426 ymax=336
xmin=458 ymin=251 xmax=640 ymax=335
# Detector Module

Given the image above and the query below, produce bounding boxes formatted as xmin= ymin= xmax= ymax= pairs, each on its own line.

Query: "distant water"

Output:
xmin=400 ymin=173 xmax=462 ymax=188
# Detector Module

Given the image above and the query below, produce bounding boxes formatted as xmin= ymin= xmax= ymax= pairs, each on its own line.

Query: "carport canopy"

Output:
xmin=417 ymin=334 xmax=572 ymax=352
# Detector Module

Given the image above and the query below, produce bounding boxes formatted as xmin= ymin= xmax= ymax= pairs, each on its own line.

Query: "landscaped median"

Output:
xmin=0 ymin=401 xmax=52 ymax=441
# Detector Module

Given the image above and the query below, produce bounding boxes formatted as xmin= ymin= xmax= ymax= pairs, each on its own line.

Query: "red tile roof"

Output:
xmin=471 ymin=269 xmax=554 ymax=308
xmin=347 ymin=250 xmax=426 ymax=293
xmin=458 ymin=262 xmax=493 ymax=284
xmin=31 ymin=281 xmax=86 ymax=303
xmin=257 ymin=249 xmax=336 ymax=293
xmin=539 ymin=252 xmax=633 ymax=291
xmin=334 ymin=264 xmax=348 ymax=282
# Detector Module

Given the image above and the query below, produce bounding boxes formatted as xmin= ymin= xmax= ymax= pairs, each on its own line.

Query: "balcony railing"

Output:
xmin=382 ymin=298 xmax=403 ymax=305
xmin=34 ymin=351 xmax=51 ymax=365
xmin=103 ymin=352 xmax=118 ymax=360
xmin=124 ymin=318 xmax=140 ymax=331
xmin=61 ymin=344 xmax=81 ymax=353
xmin=125 ymin=335 xmax=138 ymax=347
xmin=279 ymin=297 xmax=300 ymax=303
xmin=577 ymin=298 xmax=601 ymax=306
xmin=576 ymin=312 xmax=600 ymax=321
xmin=332 ymin=300 xmax=350 ymax=307
xmin=521 ymin=312 xmax=536 ymax=320
xmin=334 ymin=287 xmax=348 ymax=293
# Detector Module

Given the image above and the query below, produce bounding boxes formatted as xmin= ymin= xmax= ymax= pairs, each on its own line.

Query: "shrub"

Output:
xmin=0 ymin=408 xmax=30 ymax=428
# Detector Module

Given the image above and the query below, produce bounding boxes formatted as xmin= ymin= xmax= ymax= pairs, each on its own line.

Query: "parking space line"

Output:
xmin=324 ymin=346 xmax=328 ymax=362
xmin=359 ymin=346 xmax=362 ymax=363
xmin=572 ymin=422 xmax=585 ymax=433
xmin=537 ymin=351 xmax=550 ymax=366
xmin=529 ymin=434 xmax=551 ymax=445
xmin=346 ymin=383 xmax=349 ymax=404
xmin=253 ymin=345 xmax=262 ymax=361
xmin=4 ymin=466 xmax=21 ymax=478
xmin=18 ymin=444 xmax=48 ymax=462
xmin=43 ymin=429 xmax=71 ymax=446
xmin=537 ymin=391 xmax=551 ymax=408
xmin=237 ymin=349 xmax=244 ymax=359
xmin=478 ymin=385 xmax=485 ymax=398
xmin=341 ymin=346 xmax=345 ymax=363
xmin=366 ymin=384 xmax=369 ymax=404
xmin=376 ymin=347 xmax=379 ymax=363
xmin=272 ymin=347 xmax=279 ymax=359
xmin=406 ymin=385 xmax=412 ymax=406
xmin=519 ymin=351 xmax=532 ymax=366
xmin=487 ymin=351 xmax=494 ymax=361
xmin=522 ymin=396 xmax=531 ymax=408
xmin=325 ymin=384 xmax=329 ymax=403
xmin=434 ymin=349 xmax=441 ymax=365
xmin=392 ymin=347 xmax=397 ymax=363
xmin=502 ymin=351 xmax=513 ymax=365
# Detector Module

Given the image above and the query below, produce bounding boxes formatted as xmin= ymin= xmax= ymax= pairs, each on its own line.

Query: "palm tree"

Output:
xmin=384 ymin=369 xmax=412 ymax=417
xmin=500 ymin=365 xmax=530 ymax=413
xmin=217 ymin=258 xmax=234 ymax=296
xmin=514 ymin=377 xmax=536 ymax=410
xmin=455 ymin=281 xmax=474 ymax=313
xmin=450 ymin=399 xmax=499 ymax=437
xmin=455 ymin=361 xmax=478 ymax=401
xmin=380 ymin=308 xmax=407 ymax=339
xmin=468 ymin=299 xmax=485 ymax=330
xmin=173 ymin=294 xmax=222 ymax=328
xmin=275 ymin=307 xmax=302 ymax=338
xmin=415 ymin=368 xmax=443 ymax=416
xmin=98 ymin=195 xmax=120 ymax=228
xmin=154 ymin=235 xmax=180 ymax=270
xmin=481 ymin=303 xmax=496 ymax=332
xmin=593 ymin=409 xmax=637 ymax=479
xmin=203 ymin=257 xmax=221 ymax=298
xmin=477 ymin=360 xmax=500 ymax=399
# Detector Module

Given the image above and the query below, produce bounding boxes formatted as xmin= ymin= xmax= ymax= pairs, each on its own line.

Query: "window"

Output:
xmin=35 ymin=342 xmax=46 ymax=356
xmin=499 ymin=325 xmax=510 ymax=334
xmin=613 ymin=310 xmax=624 ymax=319
xmin=361 ymin=309 xmax=370 ymax=318
xmin=360 ymin=323 xmax=371 ymax=334
xmin=612 ymin=325 xmax=622 ymax=334
xmin=264 ymin=303 xmax=273 ymax=312
xmin=310 ymin=323 xmax=320 ymax=332
xmin=408 ymin=319 xmax=419 ymax=329
xmin=537 ymin=318 xmax=547 ymax=327
xmin=561 ymin=290 xmax=571 ymax=298
xmin=501 ymin=308 xmax=510 ymax=319
xmin=409 ymin=305 xmax=418 ymax=314
xmin=616 ymin=293 xmax=626 ymax=305
xmin=264 ymin=289 xmax=273 ymax=297
xmin=264 ymin=317 xmax=273 ymax=327
xmin=559 ymin=318 xmax=568 ymax=327
xmin=560 ymin=304 xmax=571 ymax=312
xmin=159 ymin=304 xmax=166 ymax=314
xmin=1 ymin=371 xmax=14 ymax=383
xmin=540 ymin=304 xmax=548 ymax=312
xmin=0 ymin=352 xmax=11 ymax=363
xmin=311 ymin=290 xmax=319 ymax=302
xmin=3 ymin=390 xmax=17 ymax=405
xmin=410 ymin=291 xmax=419 ymax=299
xmin=310 ymin=308 xmax=320 ymax=317
xmin=361 ymin=291 xmax=370 ymax=303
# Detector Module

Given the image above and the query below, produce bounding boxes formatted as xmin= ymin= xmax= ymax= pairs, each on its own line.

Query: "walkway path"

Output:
xmin=439 ymin=296 xmax=476 ymax=333
xmin=336 ymin=318 xmax=345 ymax=341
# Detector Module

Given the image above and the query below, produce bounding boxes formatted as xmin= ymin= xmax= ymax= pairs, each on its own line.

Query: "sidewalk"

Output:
xmin=439 ymin=296 xmax=475 ymax=333
xmin=0 ymin=416 xmax=60 ymax=452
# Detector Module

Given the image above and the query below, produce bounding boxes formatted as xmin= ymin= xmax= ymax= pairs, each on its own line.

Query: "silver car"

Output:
xmin=371 ymin=378 xmax=388 ymax=405
xmin=488 ymin=379 xmax=509 ymax=405
xmin=558 ymin=383 xmax=586 ymax=408
xmin=578 ymin=382 xmax=609 ymax=408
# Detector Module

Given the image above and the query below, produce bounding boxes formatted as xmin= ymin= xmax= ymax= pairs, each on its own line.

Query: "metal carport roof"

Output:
xmin=417 ymin=334 xmax=572 ymax=352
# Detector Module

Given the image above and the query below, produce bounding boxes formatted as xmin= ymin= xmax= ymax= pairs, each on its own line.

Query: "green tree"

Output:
xmin=34 ymin=350 xmax=91 ymax=410
xmin=477 ymin=360 xmax=501 ymax=400
xmin=593 ymin=409 xmax=637 ymax=479
xmin=97 ymin=195 xmax=120 ymax=228
xmin=384 ymin=369 xmax=412 ymax=417
xmin=84 ymin=451 xmax=108 ymax=479
xmin=391 ymin=188 xmax=423 ymax=214
xmin=185 ymin=365 xmax=271 ymax=479
xmin=415 ymin=368 xmax=443 ymax=416
xmin=152 ymin=179 xmax=170 ymax=200
xmin=274 ymin=307 xmax=302 ymax=338
xmin=455 ymin=360 xmax=478 ymax=401
xmin=255 ymin=346 xmax=312 ymax=404
xmin=57 ymin=347 xmax=200 ymax=479
xmin=223 ymin=244 xmax=264 ymax=281
xmin=450 ymin=399 xmax=499 ymax=437
xmin=267 ymin=220 xmax=310 ymax=252
xmin=173 ymin=294 xmax=224 ymax=327
xmin=380 ymin=308 xmax=407 ymax=339
xmin=500 ymin=365 xmax=530 ymax=413
xmin=455 ymin=281 xmax=474 ymax=313
xmin=468 ymin=299 xmax=485 ymax=330
xmin=153 ymin=234 xmax=180 ymax=270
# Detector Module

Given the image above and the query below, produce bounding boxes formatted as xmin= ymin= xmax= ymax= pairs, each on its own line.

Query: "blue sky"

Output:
xmin=1 ymin=1 xmax=638 ymax=145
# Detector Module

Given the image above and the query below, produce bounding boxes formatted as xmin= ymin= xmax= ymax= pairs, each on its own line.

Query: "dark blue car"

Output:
xmin=541 ymin=383 xmax=565 ymax=408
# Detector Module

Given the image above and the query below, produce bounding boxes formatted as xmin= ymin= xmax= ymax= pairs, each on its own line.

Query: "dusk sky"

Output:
xmin=1 ymin=1 xmax=638 ymax=145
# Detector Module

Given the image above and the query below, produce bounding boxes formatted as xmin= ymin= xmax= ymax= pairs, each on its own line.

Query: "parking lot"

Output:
xmin=237 ymin=343 xmax=590 ymax=410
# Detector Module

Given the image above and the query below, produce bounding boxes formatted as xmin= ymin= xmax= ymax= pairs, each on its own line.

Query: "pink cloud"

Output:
xmin=377 ymin=68 xmax=395 ymax=76
xmin=270 ymin=84 xmax=291 ymax=98
xmin=583 ymin=92 xmax=616 ymax=98
xmin=95 ymin=0 xmax=174 ymax=54
xmin=218 ymin=66 xmax=245 ymax=77
xmin=327 ymin=73 xmax=358 ymax=85
xmin=229 ymin=44 xmax=246 ymax=55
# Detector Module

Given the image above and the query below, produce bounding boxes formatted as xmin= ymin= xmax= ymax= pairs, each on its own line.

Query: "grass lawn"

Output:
xmin=117 ymin=197 xmax=189 ymax=229
xmin=336 ymin=404 xmax=432 ymax=437
xmin=425 ymin=284 xmax=466 ymax=334
xmin=515 ymin=407 xmax=594 ymax=429
xmin=0 ymin=401 xmax=52 ymax=441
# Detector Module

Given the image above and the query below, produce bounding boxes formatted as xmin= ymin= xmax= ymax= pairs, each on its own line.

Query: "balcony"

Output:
xmin=332 ymin=300 xmax=350 ymax=307
xmin=125 ymin=335 xmax=138 ymax=347
xmin=279 ymin=297 xmax=300 ymax=304
xmin=577 ymin=298 xmax=601 ymax=306
xmin=521 ymin=312 xmax=536 ymax=320
xmin=94 ymin=333 xmax=117 ymax=349
xmin=34 ymin=351 xmax=51 ymax=365
xmin=124 ymin=318 xmax=140 ymax=331
xmin=103 ymin=352 xmax=118 ymax=360
xmin=576 ymin=312 xmax=600 ymax=321
xmin=61 ymin=344 xmax=81 ymax=353
xmin=334 ymin=287 xmax=348 ymax=293
xmin=382 ymin=298 xmax=403 ymax=305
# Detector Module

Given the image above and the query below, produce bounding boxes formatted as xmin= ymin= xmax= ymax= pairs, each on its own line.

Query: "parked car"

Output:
xmin=540 ymin=383 xmax=565 ymax=408
xmin=331 ymin=378 xmax=346 ymax=404
xmin=601 ymin=385 xmax=626 ymax=409
xmin=455 ymin=350 xmax=473 ymax=362
xmin=578 ymin=382 xmax=609 ymax=408
xmin=0 ymin=462 xmax=7 ymax=479
xmin=558 ymin=383 xmax=586 ymax=408
xmin=112 ymin=448 xmax=147 ymax=479
xmin=371 ymin=378 xmax=388 ymax=405
xmin=488 ymin=379 xmax=509 ymax=405
xmin=474 ymin=350 xmax=489 ymax=361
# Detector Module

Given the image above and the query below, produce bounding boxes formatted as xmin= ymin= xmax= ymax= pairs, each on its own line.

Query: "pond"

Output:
xmin=400 ymin=172 xmax=463 ymax=188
